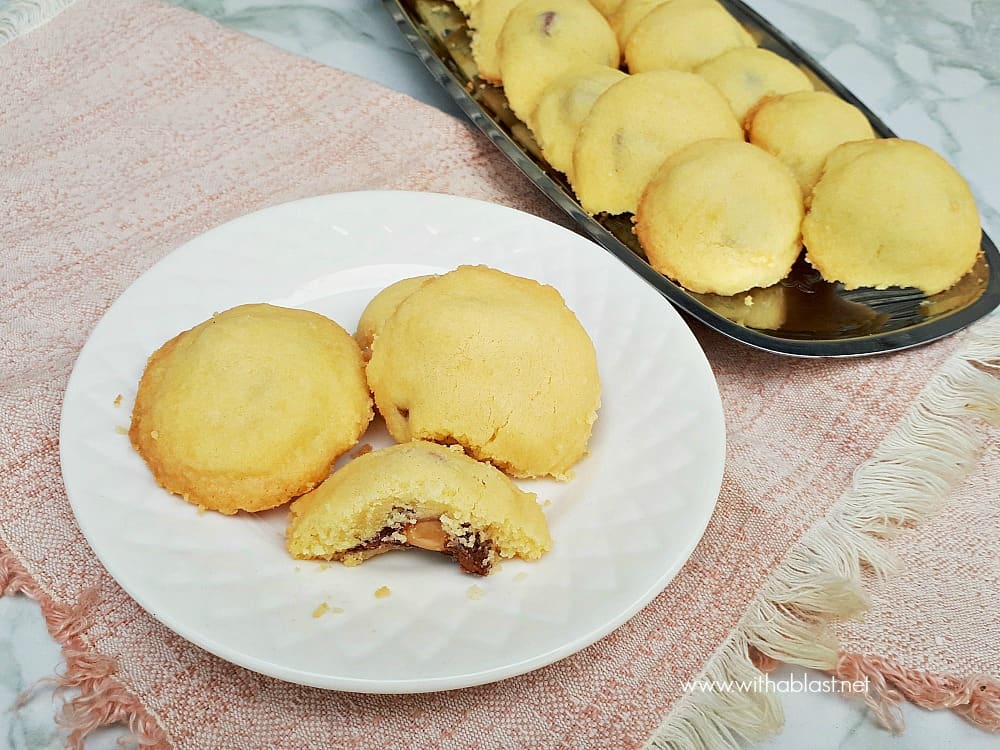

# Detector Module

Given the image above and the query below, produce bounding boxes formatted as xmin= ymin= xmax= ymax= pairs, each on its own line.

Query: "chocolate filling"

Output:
xmin=345 ymin=517 xmax=494 ymax=576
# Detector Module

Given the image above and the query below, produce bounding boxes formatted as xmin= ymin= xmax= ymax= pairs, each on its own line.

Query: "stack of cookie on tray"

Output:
xmin=129 ymin=266 xmax=601 ymax=576
xmin=461 ymin=0 xmax=983 ymax=298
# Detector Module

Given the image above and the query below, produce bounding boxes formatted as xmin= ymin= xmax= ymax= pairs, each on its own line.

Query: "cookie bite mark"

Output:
xmin=342 ymin=513 xmax=496 ymax=576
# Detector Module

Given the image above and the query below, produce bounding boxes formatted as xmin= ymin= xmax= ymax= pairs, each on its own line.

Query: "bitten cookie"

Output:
xmin=529 ymin=63 xmax=627 ymax=178
xmin=355 ymin=275 xmax=436 ymax=361
xmin=130 ymin=304 xmax=373 ymax=514
xmin=497 ymin=0 xmax=619 ymax=122
xmin=286 ymin=441 xmax=553 ymax=576
xmin=694 ymin=47 xmax=813 ymax=125
xmin=747 ymin=90 xmax=875 ymax=194
xmin=572 ymin=70 xmax=742 ymax=215
xmin=636 ymin=139 xmax=804 ymax=295
xmin=625 ymin=0 xmax=756 ymax=73
xmin=802 ymin=138 xmax=981 ymax=295
xmin=366 ymin=265 xmax=601 ymax=479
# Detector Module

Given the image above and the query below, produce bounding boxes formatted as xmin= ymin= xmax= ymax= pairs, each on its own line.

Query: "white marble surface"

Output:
xmin=1 ymin=0 xmax=998 ymax=748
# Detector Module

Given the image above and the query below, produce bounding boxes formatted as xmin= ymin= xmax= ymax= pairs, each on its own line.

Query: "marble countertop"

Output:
xmin=1 ymin=0 xmax=997 ymax=748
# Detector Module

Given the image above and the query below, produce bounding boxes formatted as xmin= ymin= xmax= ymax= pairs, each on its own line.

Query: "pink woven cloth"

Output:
xmin=1 ymin=1 xmax=997 ymax=748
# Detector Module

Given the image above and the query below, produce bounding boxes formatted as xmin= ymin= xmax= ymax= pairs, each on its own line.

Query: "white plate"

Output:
xmin=60 ymin=191 xmax=725 ymax=693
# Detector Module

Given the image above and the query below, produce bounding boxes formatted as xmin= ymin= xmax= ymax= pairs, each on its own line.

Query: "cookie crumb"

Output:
xmin=744 ymin=294 xmax=754 ymax=307
xmin=514 ymin=572 xmax=529 ymax=582
xmin=466 ymin=585 xmax=483 ymax=600
xmin=312 ymin=602 xmax=330 ymax=618
xmin=542 ymin=499 xmax=552 ymax=507
xmin=197 ymin=505 xmax=207 ymax=516
xmin=374 ymin=585 xmax=391 ymax=599
xmin=113 ymin=394 xmax=123 ymax=407
xmin=114 ymin=425 xmax=128 ymax=435
xmin=318 ymin=563 xmax=330 ymax=571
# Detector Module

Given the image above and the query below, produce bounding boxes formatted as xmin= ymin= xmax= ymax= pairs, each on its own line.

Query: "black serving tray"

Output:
xmin=384 ymin=0 xmax=1000 ymax=356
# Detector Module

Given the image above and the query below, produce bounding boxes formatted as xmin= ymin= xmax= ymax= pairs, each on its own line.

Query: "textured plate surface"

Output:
xmin=384 ymin=0 xmax=1000 ymax=357
xmin=60 ymin=191 xmax=725 ymax=693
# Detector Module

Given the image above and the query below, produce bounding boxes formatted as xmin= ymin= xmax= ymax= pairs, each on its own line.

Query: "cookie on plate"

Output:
xmin=802 ymin=138 xmax=981 ymax=295
xmin=747 ymin=90 xmax=875 ymax=194
xmin=694 ymin=47 xmax=813 ymax=125
xmin=130 ymin=304 xmax=373 ymax=514
xmin=366 ymin=265 xmax=601 ymax=479
xmin=529 ymin=63 xmax=627 ymax=178
xmin=625 ymin=0 xmax=756 ymax=73
xmin=572 ymin=70 xmax=742 ymax=215
xmin=355 ymin=275 xmax=436 ymax=361
xmin=635 ymin=139 xmax=803 ymax=295
xmin=498 ymin=0 xmax=619 ymax=122
xmin=286 ymin=441 xmax=553 ymax=576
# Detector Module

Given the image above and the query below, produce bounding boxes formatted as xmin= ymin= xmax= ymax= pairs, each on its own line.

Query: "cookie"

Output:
xmin=497 ymin=0 xmax=619 ymax=122
xmin=694 ymin=47 xmax=813 ymax=125
xmin=455 ymin=0 xmax=481 ymax=14
xmin=747 ymin=90 xmax=875 ymax=194
xmin=355 ymin=275 xmax=436 ymax=361
xmin=286 ymin=441 xmax=553 ymax=575
xmin=635 ymin=139 xmax=803 ymax=295
xmin=470 ymin=0 xmax=525 ymax=82
xmin=130 ymin=304 xmax=373 ymax=514
xmin=529 ymin=63 xmax=627 ymax=178
xmin=802 ymin=138 xmax=981 ymax=295
xmin=625 ymin=0 xmax=756 ymax=73
xmin=608 ymin=0 xmax=671 ymax=46
xmin=572 ymin=70 xmax=742 ymax=215
xmin=366 ymin=265 xmax=601 ymax=479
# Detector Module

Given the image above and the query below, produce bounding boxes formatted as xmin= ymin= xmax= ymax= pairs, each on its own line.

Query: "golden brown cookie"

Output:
xmin=286 ymin=441 xmax=553 ymax=575
xmin=528 ymin=64 xmax=627 ymax=178
xmin=355 ymin=275 xmax=436 ymax=361
xmin=497 ymin=0 xmax=620 ymax=122
xmin=802 ymin=138 xmax=981 ymax=295
xmin=635 ymin=139 xmax=803 ymax=295
xmin=747 ymin=90 xmax=875 ymax=194
xmin=572 ymin=70 xmax=742 ymax=215
xmin=130 ymin=304 xmax=373 ymax=514
xmin=625 ymin=0 xmax=756 ymax=73
xmin=694 ymin=47 xmax=813 ymax=125
xmin=366 ymin=265 xmax=601 ymax=479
